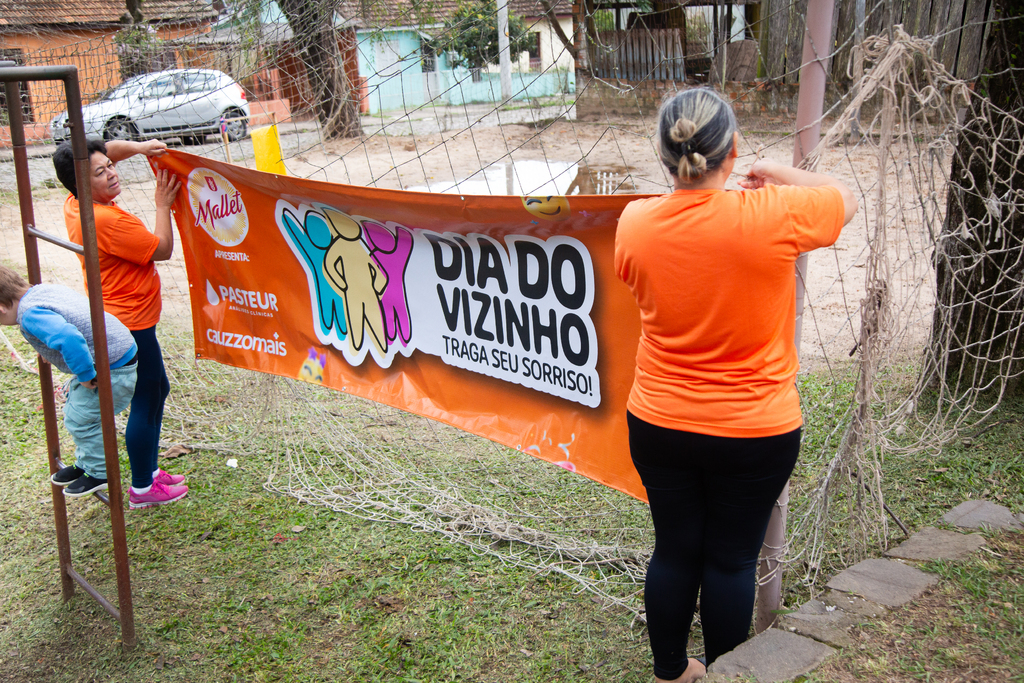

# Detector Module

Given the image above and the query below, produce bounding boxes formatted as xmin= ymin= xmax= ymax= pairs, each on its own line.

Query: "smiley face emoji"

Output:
xmin=522 ymin=195 xmax=570 ymax=221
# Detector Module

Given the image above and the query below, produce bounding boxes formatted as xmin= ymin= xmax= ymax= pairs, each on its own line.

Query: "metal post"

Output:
xmin=0 ymin=63 xmax=136 ymax=648
xmin=63 ymin=70 xmax=137 ymax=649
xmin=755 ymin=0 xmax=835 ymax=634
xmin=850 ymin=0 xmax=866 ymax=142
xmin=721 ymin=1 xmax=729 ymax=88
xmin=497 ymin=0 xmax=513 ymax=101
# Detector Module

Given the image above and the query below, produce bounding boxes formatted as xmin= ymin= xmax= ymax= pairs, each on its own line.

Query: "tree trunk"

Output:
xmin=278 ymin=0 xmax=361 ymax=139
xmin=124 ymin=0 xmax=143 ymax=23
xmin=932 ymin=0 xmax=1024 ymax=390
xmin=539 ymin=0 xmax=578 ymax=60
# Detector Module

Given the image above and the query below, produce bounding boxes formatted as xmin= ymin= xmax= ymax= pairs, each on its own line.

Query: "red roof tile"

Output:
xmin=0 ymin=0 xmax=217 ymax=27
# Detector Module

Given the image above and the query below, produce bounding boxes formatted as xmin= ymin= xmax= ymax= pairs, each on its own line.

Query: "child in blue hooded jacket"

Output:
xmin=0 ymin=265 xmax=184 ymax=504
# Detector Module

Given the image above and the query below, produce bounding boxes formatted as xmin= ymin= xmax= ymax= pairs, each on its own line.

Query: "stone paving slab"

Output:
xmin=780 ymin=610 xmax=859 ymax=649
xmin=941 ymin=500 xmax=1023 ymax=530
xmin=884 ymin=526 xmax=986 ymax=561
xmin=709 ymin=629 xmax=834 ymax=682
xmin=794 ymin=599 xmax=833 ymax=616
xmin=823 ymin=589 xmax=888 ymax=617
xmin=701 ymin=502 xmax=1003 ymax=681
xmin=826 ymin=558 xmax=939 ymax=607
xmin=703 ymin=674 xmax=735 ymax=683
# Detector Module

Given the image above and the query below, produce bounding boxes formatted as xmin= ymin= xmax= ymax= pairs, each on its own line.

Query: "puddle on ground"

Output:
xmin=405 ymin=160 xmax=637 ymax=196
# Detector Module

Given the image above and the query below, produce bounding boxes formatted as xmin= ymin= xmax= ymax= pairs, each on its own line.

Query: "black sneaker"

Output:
xmin=64 ymin=475 xmax=108 ymax=498
xmin=51 ymin=465 xmax=85 ymax=487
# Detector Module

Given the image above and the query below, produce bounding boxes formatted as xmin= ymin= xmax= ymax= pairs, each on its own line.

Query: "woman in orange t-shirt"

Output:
xmin=615 ymin=88 xmax=857 ymax=683
xmin=54 ymin=138 xmax=188 ymax=510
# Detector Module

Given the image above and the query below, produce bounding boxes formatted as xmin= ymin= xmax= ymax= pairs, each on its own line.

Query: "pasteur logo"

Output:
xmin=522 ymin=195 xmax=570 ymax=221
xmin=188 ymin=168 xmax=249 ymax=247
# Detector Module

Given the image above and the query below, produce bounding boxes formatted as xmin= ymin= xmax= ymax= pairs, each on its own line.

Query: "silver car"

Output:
xmin=50 ymin=68 xmax=250 ymax=145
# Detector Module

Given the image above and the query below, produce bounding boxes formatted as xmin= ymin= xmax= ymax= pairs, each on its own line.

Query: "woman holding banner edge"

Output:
xmin=614 ymin=88 xmax=857 ymax=683
xmin=53 ymin=138 xmax=188 ymax=510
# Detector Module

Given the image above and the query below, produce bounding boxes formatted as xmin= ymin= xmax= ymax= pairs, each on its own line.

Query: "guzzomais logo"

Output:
xmin=188 ymin=168 xmax=248 ymax=247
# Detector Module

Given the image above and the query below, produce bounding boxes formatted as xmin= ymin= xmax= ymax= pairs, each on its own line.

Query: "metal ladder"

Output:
xmin=1 ymin=63 xmax=136 ymax=648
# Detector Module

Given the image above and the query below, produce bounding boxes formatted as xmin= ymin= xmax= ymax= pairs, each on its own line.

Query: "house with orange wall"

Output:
xmin=0 ymin=0 xmax=218 ymax=143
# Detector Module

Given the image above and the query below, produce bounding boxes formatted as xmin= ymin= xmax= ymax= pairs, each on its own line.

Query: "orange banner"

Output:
xmin=158 ymin=151 xmax=650 ymax=500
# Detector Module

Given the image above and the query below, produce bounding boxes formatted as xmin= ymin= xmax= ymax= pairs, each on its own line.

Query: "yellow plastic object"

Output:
xmin=251 ymin=124 xmax=288 ymax=175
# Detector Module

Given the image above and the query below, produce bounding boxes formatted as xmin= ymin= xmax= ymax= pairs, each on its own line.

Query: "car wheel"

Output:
xmin=222 ymin=109 xmax=247 ymax=142
xmin=104 ymin=118 xmax=138 ymax=141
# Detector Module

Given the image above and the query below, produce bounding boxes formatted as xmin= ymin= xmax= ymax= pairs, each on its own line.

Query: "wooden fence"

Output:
xmin=760 ymin=0 xmax=993 ymax=83
xmin=585 ymin=0 xmax=994 ymax=86
xmin=590 ymin=29 xmax=690 ymax=82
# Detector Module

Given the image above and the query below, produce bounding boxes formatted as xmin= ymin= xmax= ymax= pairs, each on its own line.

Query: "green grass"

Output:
xmin=0 ymin=187 xmax=21 ymax=205
xmin=1 ymin=331 xmax=1022 ymax=681
xmin=0 ymin=334 xmax=653 ymax=682
xmin=807 ymin=531 xmax=1024 ymax=683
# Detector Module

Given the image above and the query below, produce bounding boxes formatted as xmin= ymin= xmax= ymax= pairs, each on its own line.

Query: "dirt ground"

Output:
xmin=0 ymin=111 xmax=938 ymax=373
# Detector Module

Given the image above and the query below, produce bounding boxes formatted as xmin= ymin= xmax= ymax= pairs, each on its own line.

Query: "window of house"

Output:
xmin=421 ymin=40 xmax=436 ymax=73
xmin=0 ymin=49 xmax=34 ymax=124
xmin=528 ymin=33 xmax=541 ymax=71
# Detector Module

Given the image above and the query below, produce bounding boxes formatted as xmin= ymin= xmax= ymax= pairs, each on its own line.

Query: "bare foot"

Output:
xmin=655 ymin=657 xmax=706 ymax=683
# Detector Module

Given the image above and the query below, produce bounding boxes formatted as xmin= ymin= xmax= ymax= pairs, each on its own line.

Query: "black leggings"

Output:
xmin=126 ymin=326 xmax=170 ymax=489
xmin=627 ymin=411 xmax=800 ymax=680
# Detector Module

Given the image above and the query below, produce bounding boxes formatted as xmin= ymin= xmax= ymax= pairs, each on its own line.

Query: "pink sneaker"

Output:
xmin=154 ymin=469 xmax=186 ymax=486
xmin=129 ymin=481 xmax=188 ymax=510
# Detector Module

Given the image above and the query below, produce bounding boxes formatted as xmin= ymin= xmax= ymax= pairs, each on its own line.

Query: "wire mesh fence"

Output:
xmin=1 ymin=0 xmax=1021 ymax=620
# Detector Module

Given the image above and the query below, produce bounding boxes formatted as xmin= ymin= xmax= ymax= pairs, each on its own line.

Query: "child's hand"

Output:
xmin=81 ymin=378 xmax=98 ymax=390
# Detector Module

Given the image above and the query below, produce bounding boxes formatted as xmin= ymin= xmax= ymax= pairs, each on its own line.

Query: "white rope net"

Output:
xmin=2 ymin=0 xmax=1019 ymax=619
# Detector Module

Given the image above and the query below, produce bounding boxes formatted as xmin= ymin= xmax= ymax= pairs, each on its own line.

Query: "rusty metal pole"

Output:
xmin=755 ymin=0 xmax=835 ymax=634
xmin=63 ymin=71 xmax=137 ymax=649
xmin=4 ymin=77 xmax=76 ymax=602
xmin=0 ymin=63 xmax=137 ymax=649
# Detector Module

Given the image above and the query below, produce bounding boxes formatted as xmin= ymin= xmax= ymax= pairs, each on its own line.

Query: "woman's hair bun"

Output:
xmin=657 ymin=87 xmax=737 ymax=181
xmin=669 ymin=118 xmax=697 ymax=144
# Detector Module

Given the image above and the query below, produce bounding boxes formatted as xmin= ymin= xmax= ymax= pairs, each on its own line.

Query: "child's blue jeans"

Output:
xmin=62 ymin=364 xmax=137 ymax=479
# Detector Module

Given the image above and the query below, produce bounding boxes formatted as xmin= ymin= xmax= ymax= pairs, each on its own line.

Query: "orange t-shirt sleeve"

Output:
xmin=778 ymin=185 xmax=846 ymax=252
xmin=94 ymin=210 xmax=161 ymax=266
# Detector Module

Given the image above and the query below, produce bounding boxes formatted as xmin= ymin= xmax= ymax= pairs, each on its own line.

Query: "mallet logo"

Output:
xmin=188 ymin=168 xmax=249 ymax=247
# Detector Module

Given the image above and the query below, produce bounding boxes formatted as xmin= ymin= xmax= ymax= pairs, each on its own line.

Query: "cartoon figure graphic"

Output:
xmin=521 ymin=430 xmax=579 ymax=472
xmin=522 ymin=195 xmax=570 ymax=221
xmin=278 ymin=201 xmax=417 ymax=365
xmin=554 ymin=433 xmax=577 ymax=472
xmin=280 ymin=208 xmax=349 ymax=344
xmin=361 ymin=220 xmax=414 ymax=346
xmin=322 ymin=208 xmax=389 ymax=358
xmin=298 ymin=347 xmax=326 ymax=384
